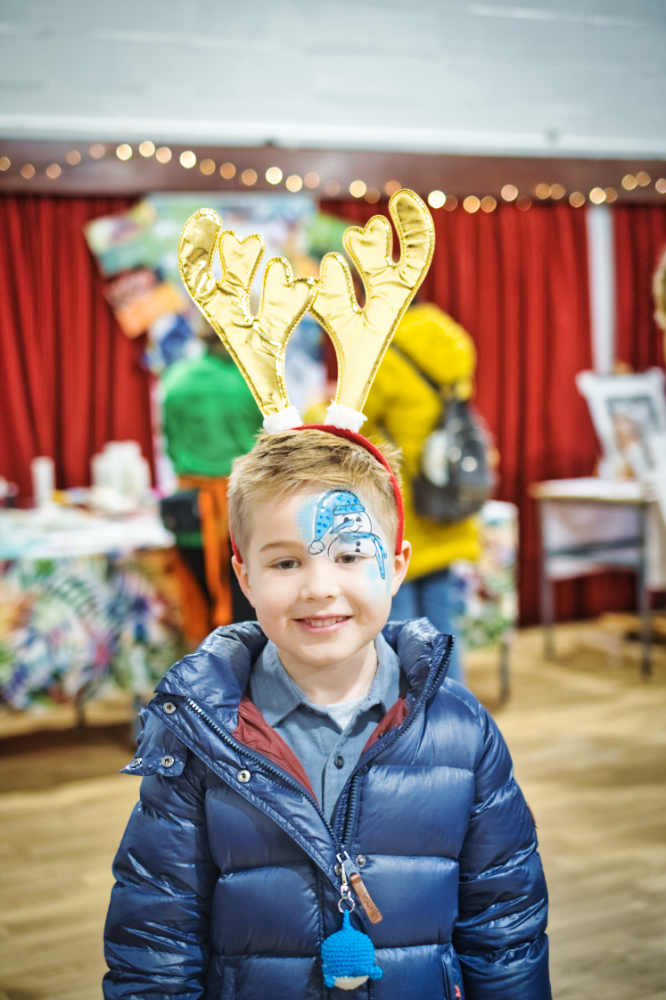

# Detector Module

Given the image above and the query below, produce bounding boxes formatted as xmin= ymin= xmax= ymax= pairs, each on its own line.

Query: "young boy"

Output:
xmin=104 ymin=428 xmax=550 ymax=999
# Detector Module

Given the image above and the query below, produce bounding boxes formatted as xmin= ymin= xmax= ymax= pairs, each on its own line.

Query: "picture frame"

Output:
xmin=576 ymin=369 xmax=666 ymax=482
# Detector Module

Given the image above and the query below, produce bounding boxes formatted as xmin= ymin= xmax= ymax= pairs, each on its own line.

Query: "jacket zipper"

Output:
xmin=334 ymin=633 xmax=453 ymax=850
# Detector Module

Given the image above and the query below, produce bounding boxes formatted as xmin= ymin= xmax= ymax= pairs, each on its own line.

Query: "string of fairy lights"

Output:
xmin=1 ymin=142 xmax=665 ymax=212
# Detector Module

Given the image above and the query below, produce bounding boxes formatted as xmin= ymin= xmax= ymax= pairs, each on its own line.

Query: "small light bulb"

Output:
xmin=241 ymin=168 xmax=258 ymax=186
xmin=66 ymin=149 xmax=82 ymax=166
xmin=46 ymin=163 xmax=61 ymax=179
xmin=139 ymin=141 xmax=155 ymax=157
xmin=535 ymin=183 xmax=551 ymax=200
xmin=220 ymin=162 xmax=236 ymax=179
xmin=589 ymin=187 xmax=606 ymax=204
xmin=516 ymin=195 xmax=532 ymax=211
xmin=200 ymin=158 xmax=215 ymax=175
xmin=116 ymin=144 xmax=132 ymax=161
xmin=384 ymin=180 xmax=401 ymax=196
xmin=0 ymin=156 xmax=10 ymax=171
xmin=622 ymin=174 xmax=637 ymax=191
xmin=20 ymin=163 xmax=35 ymax=179
xmin=180 ymin=150 xmax=196 ymax=169
xmin=265 ymin=166 xmax=283 ymax=185
xmin=550 ymin=183 xmax=566 ymax=200
xmin=569 ymin=191 xmax=585 ymax=208
xmin=463 ymin=196 xmax=480 ymax=213
xmin=480 ymin=196 xmax=497 ymax=213
xmin=636 ymin=171 xmax=651 ymax=187
xmin=365 ymin=187 xmax=380 ymax=204
xmin=89 ymin=143 xmax=105 ymax=159
xmin=304 ymin=171 xmax=320 ymax=189
xmin=349 ymin=180 xmax=367 ymax=198
xmin=324 ymin=179 xmax=340 ymax=196
xmin=501 ymin=184 xmax=518 ymax=202
xmin=156 ymin=146 xmax=172 ymax=163
xmin=286 ymin=174 xmax=303 ymax=192
xmin=656 ymin=178 xmax=666 ymax=195
xmin=427 ymin=190 xmax=446 ymax=209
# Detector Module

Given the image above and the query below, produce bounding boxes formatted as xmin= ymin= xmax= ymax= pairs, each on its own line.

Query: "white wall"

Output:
xmin=1 ymin=0 xmax=665 ymax=156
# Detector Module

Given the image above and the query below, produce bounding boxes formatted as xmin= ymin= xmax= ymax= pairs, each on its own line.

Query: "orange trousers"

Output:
xmin=174 ymin=475 xmax=233 ymax=646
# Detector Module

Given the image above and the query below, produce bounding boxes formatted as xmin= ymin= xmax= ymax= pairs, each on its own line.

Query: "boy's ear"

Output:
xmin=390 ymin=540 xmax=411 ymax=597
xmin=231 ymin=555 xmax=255 ymax=608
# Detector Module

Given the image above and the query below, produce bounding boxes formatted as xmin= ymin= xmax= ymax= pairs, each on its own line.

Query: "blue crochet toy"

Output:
xmin=321 ymin=910 xmax=383 ymax=990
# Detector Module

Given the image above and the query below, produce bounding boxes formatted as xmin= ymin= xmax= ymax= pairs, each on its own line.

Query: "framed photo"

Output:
xmin=576 ymin=369 xmax=666 ymax=482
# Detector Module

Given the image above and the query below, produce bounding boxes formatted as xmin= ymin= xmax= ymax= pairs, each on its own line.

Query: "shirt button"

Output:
xmin=334 ymin=755 xmax=344 ymax=769
xmin=237 ymin=769 xmax=251 ymax=783
xmin=161 ymin=755 xmax=175 ymax=768
xmin=163 ymin=701 xmax=177 ymax=715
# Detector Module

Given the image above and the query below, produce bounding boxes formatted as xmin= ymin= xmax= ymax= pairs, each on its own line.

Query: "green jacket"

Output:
xmin=161 ymin=352 xmax=262 ymax=477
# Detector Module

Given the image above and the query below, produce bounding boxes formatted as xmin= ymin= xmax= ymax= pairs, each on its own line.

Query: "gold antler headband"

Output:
xmin=178 ymin=190 xmax=434 ymax=432
xmin=311 ymin=188 xmax=435 ymax=430
xmin=178 ymin=208 xmax=316 ymax=431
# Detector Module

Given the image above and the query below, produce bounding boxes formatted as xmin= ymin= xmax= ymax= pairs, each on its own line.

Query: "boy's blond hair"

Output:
xmin=228 ymin=429 xmax=402 ymax=558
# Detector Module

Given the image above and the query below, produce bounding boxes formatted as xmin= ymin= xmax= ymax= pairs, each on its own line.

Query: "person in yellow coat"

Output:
xmin=363 ymin=303 xmax=481 ymax=682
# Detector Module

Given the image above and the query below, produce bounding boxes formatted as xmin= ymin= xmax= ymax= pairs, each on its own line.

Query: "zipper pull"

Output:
xmin=342 ymin=852 xmax=383 ymax=924
xmin=335 ymin=853 xmax=355 ymax=914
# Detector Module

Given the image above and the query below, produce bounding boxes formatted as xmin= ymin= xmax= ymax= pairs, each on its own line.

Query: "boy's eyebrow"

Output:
xmin=259 ymin=540 xmax=303 ymax=552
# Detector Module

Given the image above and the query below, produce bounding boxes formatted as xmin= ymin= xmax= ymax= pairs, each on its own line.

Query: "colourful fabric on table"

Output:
xmin=0 ymin=553 xmax=181 ymax=710
xmin=161 ymin=352 xmax=262 ymax=478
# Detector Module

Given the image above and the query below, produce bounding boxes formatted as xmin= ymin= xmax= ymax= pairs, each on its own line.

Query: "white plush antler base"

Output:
xmin=263 ymin=406 xmax=303 ymax=433
xmin=324 ymin=402 xmax=367 ymax=433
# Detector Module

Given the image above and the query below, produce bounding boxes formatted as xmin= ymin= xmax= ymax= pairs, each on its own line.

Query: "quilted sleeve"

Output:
xmin=453 ymin=706 xmax=551 ymax=1000
xmin=103 ymin=719 xmax=218 ymax=999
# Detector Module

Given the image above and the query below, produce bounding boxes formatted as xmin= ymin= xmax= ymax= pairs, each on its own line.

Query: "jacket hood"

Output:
xmin=155 ymin=618 xmax=452 ymax=732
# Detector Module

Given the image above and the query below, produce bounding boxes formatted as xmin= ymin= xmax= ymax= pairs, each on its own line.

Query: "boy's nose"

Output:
xmin=300 ymin=560 xmax=341 ymax=601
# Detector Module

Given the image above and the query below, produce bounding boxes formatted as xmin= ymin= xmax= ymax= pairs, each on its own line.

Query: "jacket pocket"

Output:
xmin=441 ymin=948 xmax=464 ymax=1000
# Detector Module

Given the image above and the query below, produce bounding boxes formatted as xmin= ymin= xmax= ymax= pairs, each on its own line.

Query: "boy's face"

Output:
xmin=233 ymin=486 xmax=411 ymax=678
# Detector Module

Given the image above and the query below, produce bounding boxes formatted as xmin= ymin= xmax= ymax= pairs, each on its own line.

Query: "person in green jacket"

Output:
xmin=160 ymin=325 xmax=262 ymax=640
xmin=161 ymin=328 xmax=262 ymax=479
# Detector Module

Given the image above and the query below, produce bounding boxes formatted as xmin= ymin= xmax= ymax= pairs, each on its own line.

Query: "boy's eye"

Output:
xmin=273 ymin=558 xmax=299 ymax=570
xmin=337 ymin=553 xmax=362 ymax=564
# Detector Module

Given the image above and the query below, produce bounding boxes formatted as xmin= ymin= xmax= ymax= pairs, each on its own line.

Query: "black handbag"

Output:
xmin=390 ymin=345 xmax=494 ymax=524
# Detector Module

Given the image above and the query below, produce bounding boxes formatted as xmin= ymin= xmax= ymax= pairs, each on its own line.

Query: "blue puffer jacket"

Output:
xmin=104 ymin=620 xmax=550 ymax=999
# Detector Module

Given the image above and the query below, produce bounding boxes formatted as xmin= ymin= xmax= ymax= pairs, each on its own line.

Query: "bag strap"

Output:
xmin=389 ymin=343 xmax=455 ymax=405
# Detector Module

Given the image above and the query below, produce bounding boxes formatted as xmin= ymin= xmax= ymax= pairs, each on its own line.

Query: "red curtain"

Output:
xmin=0 ymin=195 xmax=154 ymax=501
xmin=614 ymin=205 xmax=666 ymax=371
xmin=322 ymin=199 xmax=636 ymax=623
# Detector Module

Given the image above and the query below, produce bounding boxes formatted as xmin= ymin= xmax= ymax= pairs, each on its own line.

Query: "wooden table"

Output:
xmin=530 ymin=478 xmax=657 ymax=676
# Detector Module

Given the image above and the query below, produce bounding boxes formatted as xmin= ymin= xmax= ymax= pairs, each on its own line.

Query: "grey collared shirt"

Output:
xmin=249 ymin=633 xmax=401 ymax=822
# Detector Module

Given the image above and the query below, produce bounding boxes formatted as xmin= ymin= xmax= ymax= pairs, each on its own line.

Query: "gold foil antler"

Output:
xmin=310 ymin=189 xmax=435 ymax=428
xmin=178 ymin=208 xmax=316 ymax=427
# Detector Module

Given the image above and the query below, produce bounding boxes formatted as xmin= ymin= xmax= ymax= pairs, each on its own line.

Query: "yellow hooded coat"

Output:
xmin=363 ymin=304 xmax=481 ymax=579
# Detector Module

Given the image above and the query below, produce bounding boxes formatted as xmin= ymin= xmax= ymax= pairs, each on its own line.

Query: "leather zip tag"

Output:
xmin=350 ymin=872 xmax=383 ymax=924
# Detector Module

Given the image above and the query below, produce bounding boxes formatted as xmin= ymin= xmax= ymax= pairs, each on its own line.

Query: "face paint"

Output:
xmin=308 ymin=490 xmax=387 ymax=579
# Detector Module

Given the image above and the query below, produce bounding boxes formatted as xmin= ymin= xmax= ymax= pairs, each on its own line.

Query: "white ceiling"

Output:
xmin=1 ymin=0 xmax=665 ymax=157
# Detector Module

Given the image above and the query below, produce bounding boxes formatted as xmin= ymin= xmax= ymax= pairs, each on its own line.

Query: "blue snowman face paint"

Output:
xmin=308 ymin=490 xmax=387 ymax=580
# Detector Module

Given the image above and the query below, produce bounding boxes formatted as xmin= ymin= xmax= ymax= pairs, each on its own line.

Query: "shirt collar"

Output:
xmin=249 ymin=632 xmax=401 ymax=728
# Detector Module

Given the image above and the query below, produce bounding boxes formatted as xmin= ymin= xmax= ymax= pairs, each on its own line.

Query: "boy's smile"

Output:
xmin=233 ymin=486 xmax=410 ymax=700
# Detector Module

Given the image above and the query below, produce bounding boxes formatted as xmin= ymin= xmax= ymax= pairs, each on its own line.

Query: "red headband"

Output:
xmin=230 ymin=424 xmax=404 ymax=562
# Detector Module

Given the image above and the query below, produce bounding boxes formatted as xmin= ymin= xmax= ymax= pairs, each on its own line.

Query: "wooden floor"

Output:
xmin=0 ymin=623 xmax=665 ymax=1000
